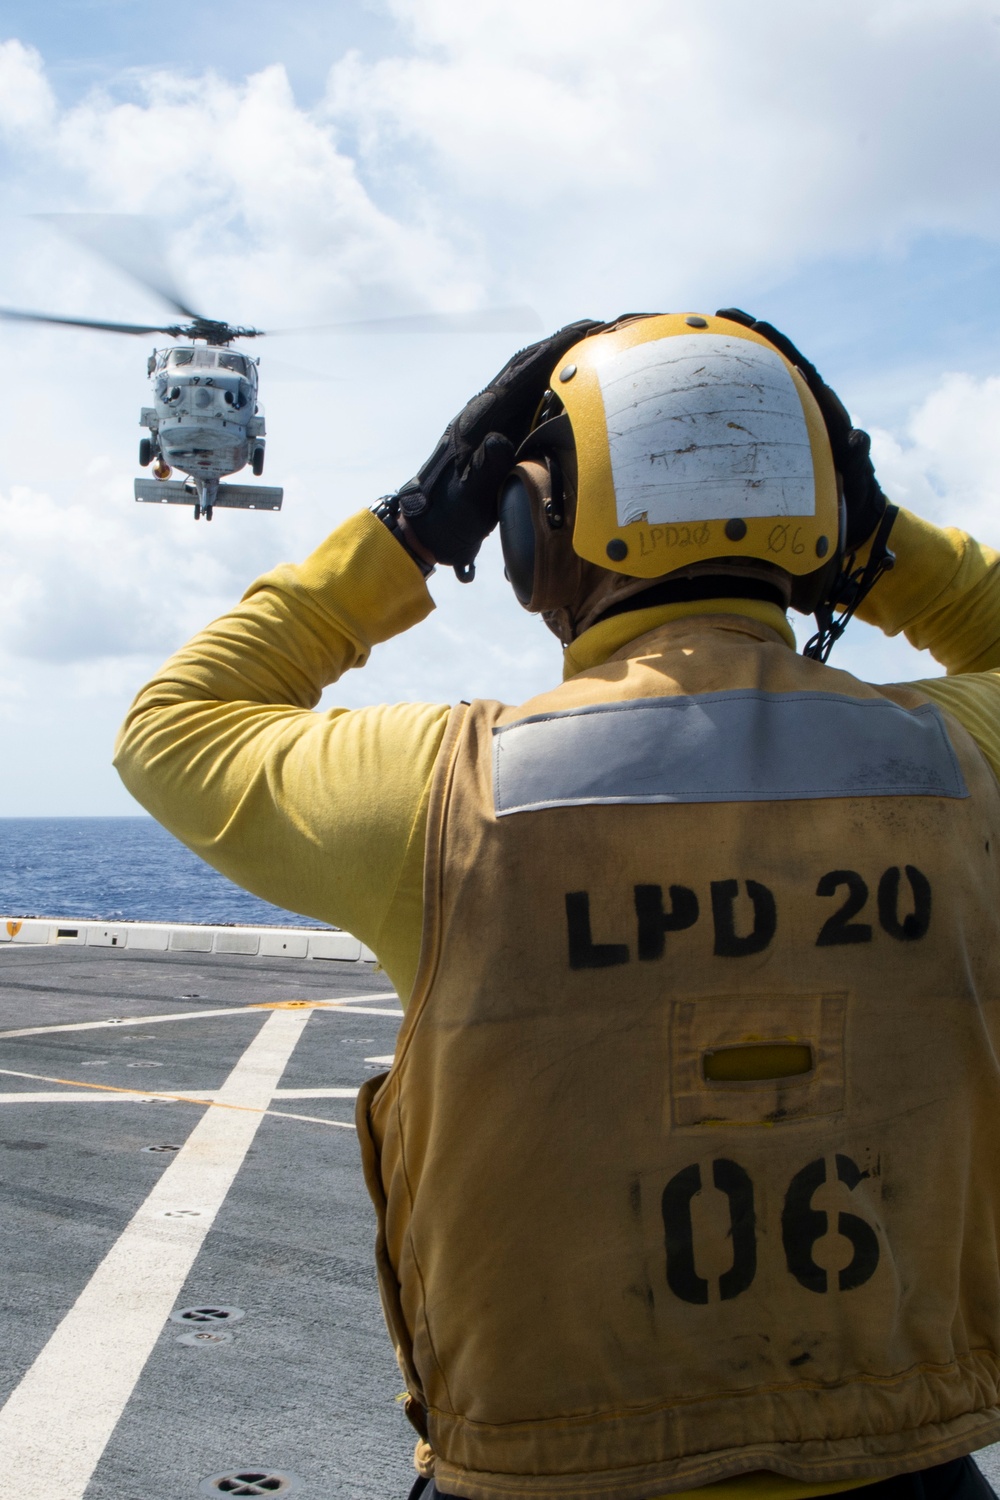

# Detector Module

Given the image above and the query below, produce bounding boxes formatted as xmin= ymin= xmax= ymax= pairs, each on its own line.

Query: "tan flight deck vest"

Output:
xmin=357 ymin=615 xmax=1000 ymax=1500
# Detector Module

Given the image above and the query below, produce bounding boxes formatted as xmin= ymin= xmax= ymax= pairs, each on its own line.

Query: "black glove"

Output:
xmin=396 ymin=319 xmax=601 ymax=580
xmin=715 ymin=308 xmax=888 ymax=551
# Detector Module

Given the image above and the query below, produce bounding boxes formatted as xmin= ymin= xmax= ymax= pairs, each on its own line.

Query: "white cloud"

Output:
xmin=0 ymin=41 xmax=516 ymax=695
xmin=803 ymin=371 xmax=1000 ymax=684
xmin=0 ymin=40 xmax=54 ymax=134
xmin=871 ymin=373 xmax=1000 ymax=548
xmin=0 ymin=481 xmax=254 ymax=663
xmin=325 ymin=0 xmax=1000 ymax=309
xmin=2 ymin=16 xmax=1000 ymax=810
xmin=0 ymin=56 xmax=481 ymax=328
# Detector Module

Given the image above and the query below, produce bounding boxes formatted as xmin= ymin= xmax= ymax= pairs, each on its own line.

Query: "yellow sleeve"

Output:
xmin=114 ymin=509 xmax=449 ymax=1001
xmin=857 ymin=507 xmax=1000 ymax=781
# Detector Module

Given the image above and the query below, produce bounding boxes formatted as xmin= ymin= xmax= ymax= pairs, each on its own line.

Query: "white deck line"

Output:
xmin=0 ymin=1006 xmax=311 ymax=1499
xmin=0 ymin=1086 xmax=360 ymax=1103
xmin=273 ymin=1086 xmax=360 ymax=1098
xmin=0 ymin=996 xmax=401 ymax=1040
xmin=265 ymin=1108 xmax=356 ymax=1129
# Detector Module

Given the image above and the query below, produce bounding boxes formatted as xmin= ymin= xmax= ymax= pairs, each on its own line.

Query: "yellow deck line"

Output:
xmin=0 ymin=1065 xmax=355 ymax=1129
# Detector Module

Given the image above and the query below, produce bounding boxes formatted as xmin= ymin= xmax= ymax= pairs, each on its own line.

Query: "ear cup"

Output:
xmin=500 ymin=459 xmax=586 ymax=613
xmin=499 ymin=471 xmax=537 ymax=606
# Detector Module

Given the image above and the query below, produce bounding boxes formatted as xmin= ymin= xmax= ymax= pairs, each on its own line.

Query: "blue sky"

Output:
xmin=1 ymin=0 xmax=1000 ymax=812
xmin=0 ymin=0 xmax=393 ymax=105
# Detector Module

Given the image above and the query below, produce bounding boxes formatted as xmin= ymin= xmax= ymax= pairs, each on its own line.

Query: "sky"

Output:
xmin=1 ymin=0 xmax=1000 ymax=813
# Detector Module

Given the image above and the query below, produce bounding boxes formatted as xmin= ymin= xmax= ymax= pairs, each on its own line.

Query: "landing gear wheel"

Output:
xmin=193 ymin=503 xmax=201 ymax=521
xmin=251 ymin=445 xmax=265 ymax=477
xmin=139 ymin=437 xmax=152 ymax=467
xmin=205 ymin=505 xmax=213 ymax=521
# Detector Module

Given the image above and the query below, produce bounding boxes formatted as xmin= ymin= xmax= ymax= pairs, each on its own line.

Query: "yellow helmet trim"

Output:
xmin=553 ymin=314 xmax=840 ymax=580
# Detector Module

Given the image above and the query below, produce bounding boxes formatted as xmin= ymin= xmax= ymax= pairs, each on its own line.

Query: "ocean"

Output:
xmin=0 ymin=817 xmax=329 ymax=928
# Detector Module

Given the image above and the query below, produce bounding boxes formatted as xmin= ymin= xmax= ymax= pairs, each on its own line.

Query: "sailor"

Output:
xmin=116 ymin=313 xmax=1000 ymax=1500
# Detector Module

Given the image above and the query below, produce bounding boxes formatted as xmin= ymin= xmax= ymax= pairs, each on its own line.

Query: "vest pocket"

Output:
xmin=670 ymin=992 xmax=846 ymax=1127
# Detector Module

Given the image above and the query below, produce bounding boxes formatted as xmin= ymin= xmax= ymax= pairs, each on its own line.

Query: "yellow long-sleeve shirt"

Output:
xmin=114 ymin=505 xmax=1000 ymax=1500
xmin=114 ymin=504 xmax=1000 ymax=1003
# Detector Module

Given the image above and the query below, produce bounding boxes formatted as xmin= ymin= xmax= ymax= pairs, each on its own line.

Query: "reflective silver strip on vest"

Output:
xmin=492 ymin=691 xmax=968 ymax=815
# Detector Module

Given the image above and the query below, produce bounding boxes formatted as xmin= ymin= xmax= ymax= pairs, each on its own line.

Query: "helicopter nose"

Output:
xmin=193 ymin=388 xmax=214 ymax=408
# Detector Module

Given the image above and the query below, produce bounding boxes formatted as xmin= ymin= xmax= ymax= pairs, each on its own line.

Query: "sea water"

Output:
xmin=0 ymin=817 xmax=328 ymax=928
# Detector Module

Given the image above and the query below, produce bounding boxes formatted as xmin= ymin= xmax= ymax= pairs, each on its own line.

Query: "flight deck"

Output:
xmin=0 ymin=941 xmax=411 ymax=1499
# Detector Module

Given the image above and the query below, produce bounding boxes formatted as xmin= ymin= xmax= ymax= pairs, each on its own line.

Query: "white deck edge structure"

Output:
xmin=0 ymin=914 xmax=375 ymax=964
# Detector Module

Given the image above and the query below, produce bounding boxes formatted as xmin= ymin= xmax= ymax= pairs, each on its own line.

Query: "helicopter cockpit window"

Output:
xmin=193 ymin=348 xmax=216 ymax=368
xmin=170 ymin=349 xmax=195 ymax=366
xmin=218 ymin=353 xmax=248 ymax=375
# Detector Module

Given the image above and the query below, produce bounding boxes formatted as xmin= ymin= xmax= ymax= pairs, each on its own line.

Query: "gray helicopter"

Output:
xmin=0 ymin=215 xmax=540 ymax=521
xmin=138 ymin=335 xmax=276 ymax=522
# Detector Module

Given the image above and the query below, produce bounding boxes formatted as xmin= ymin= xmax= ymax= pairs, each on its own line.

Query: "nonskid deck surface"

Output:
xmin=0 ymin=944 xmax=410 ymax=1500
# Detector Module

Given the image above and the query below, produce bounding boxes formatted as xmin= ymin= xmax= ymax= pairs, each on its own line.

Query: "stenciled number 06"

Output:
xmin=662 ymin=1154 xmax=880 ymax=1305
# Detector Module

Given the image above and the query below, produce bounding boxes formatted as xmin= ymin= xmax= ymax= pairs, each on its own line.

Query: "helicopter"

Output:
xmin=137 ymin=335 xmax=276 ymax=521
xmin=0 ymin=215 xmax=540 ymax=521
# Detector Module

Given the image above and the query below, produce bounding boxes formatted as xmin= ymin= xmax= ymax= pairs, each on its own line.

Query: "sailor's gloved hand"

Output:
xmin=395 ymin=319 xmax=600 ymax=580
xmin=715 ymin=308 xmax=888 ymax=551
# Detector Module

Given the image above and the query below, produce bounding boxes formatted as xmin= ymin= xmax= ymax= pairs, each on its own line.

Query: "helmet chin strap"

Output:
xmin=803 ymin=505 xmax=898 ymax=664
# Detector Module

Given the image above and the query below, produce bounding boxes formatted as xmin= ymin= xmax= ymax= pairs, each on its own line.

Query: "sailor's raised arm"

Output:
xmin=114 ymin=321 xmax=592 ymax=996
xmin=856 ymin=508 xmax=1000 ymax=781
xmin=114 ymin=508 xmax=447 ymax=997
xmin=859 ymin=507 xmax=1000 ymax=675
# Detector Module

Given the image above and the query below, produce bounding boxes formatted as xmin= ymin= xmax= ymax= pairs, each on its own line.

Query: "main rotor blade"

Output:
xmin=0 ymin=307 xmax=181 ymax=337
xmin=266 ymin=305 xmax=543 ymax=337
xmin=35 ymin=213 xmax=205 ymax=321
